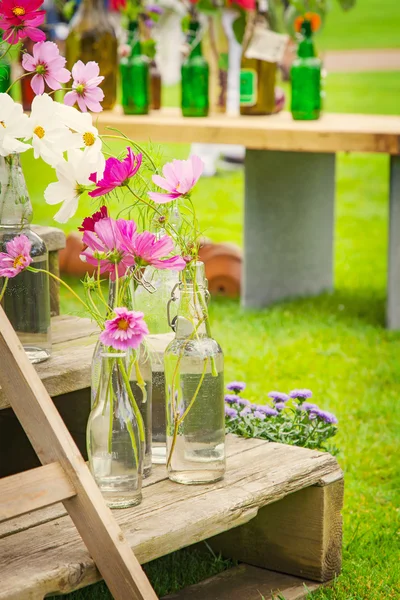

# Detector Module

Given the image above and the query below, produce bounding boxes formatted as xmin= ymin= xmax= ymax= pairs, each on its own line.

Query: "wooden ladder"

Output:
xmin=0 ymin=306 xmax=158 ymax=600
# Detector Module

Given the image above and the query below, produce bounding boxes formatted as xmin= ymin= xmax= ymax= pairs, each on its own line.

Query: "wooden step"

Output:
xmin=0 ymin=436 xmax=343 ymax=599
xmin=163 ymin=564 xmax=322 ymax=600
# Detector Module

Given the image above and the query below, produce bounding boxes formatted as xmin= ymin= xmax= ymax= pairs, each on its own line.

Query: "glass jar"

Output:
xmin=164 ymin=262 xmax=225 ymax=484
xmin=0 ymin=155 xmax=51 ymax=363
xmin=87 ymin=350 xmax=144 ymax=508
xmin=91 ymin=277 xmax=152 ymax=477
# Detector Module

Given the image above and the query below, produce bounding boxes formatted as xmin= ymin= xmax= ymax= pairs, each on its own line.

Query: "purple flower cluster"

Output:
xmin=289 ymin=389 xmax=313 ymax=400
xmin=226 ymin=381 xmax=246 ymax=394
xmin=298 ymin=402 xmax=338 ymax=424
xmin=268 ymin=391 xmax=289 ymax=403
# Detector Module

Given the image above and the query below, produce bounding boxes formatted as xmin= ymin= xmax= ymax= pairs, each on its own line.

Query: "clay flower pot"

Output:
xmin=59 ymin=233 xmax=96 ymax=277
xmin=198 ymin=242 xmax=242 ymax=298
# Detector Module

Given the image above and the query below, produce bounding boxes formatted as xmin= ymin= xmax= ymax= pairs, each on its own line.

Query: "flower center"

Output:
xmin=35 ymin=64 xmax=46 ymax=75
xmin=75 ymin=183 xmax=86 ymax=196
xmin=176 ymin=182 xmax=181 ymax=191
xmin=12 ymin=6 xmax=25 ymax=15
xmin=117 ymin=319 xmax=129 ymax=331
xmin=75 ymin=83 xmax=85 ymax=95
xmin=33 ymin=126 xmax=45 ymax=139
xmin=13 ymin=255 xmax=25 ymax=268
xmin=83 ymin=132 xmax=95 ymax=147
xmin=0 ymin=121 xmax=5 ymax=128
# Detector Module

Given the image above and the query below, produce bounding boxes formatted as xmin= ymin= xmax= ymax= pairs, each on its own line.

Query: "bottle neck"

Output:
xmin=255 ymin=0 xmax=270 ymax=27
xmin=298 ymin=22 xmax=315 ymax=58
xmin=107 ymin=276 xmax=134 ymax=311
xmin=187 ymin=22 xmax=203 ymax=59
xmin=128 ymin=22 xmax=142 ymax=56
xmin=80 ymin=0 xmax=107 ymax=16
xmin=0 ymin=155 xmax=33 ymax=228
xmin=175 ymin=284 xmax=208 ymax=338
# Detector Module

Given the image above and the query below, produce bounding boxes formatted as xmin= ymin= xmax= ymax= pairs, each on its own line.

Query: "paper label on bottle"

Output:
xmin=240 ymin=69 xmax=258 ymax=106
xmin=245 ymin=28 xmax=289 ymax=64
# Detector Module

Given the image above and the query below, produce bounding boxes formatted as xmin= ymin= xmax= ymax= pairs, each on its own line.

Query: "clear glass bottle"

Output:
xmin=291 ymin=19 xmax=322 ymax=121
xmin=164 ymin=262 xmax=225 ymax=484
xmin=91 ymin=277 xmax=152 ymax=478
xmin=181 ymin=19 xmax=209 ymax=117
xmin=0 ymin=155 xmax=51 ymax=363
xmin=87 ymin=350 xmax=144 ymax=508
xmin=66 ymin=0 xmax=118 ymax=110
xmin=120 ymin=20 xmax=150 ymax=116
xmin=240 ymin=0 xmax=276 ymax=115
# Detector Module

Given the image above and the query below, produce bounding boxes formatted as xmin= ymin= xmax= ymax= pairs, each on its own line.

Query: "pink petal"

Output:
xmin=24 ymin=26 xmax=46 ymax=42
xmin=152 ymin=174 xmax=175 ymax=193
xmin=21 ymin=52 xmax=36 ymax=72
xmin=77 ymin=94 xmax=88 ymax=112
xmin=82 ymin=61 xmax=100 ymax=81
xmin=82 ymin=95 xmax=103 ymax=113
xmin=44 ymin=74 xmax=62 ymax=91
xmin=71 ymin=60 xmax=85 ymax=81
xmin=190 ymin=154 xmax=204 ymax=183
xmin=31 ymin=73 xmax=45 ymax=95
xmin=64 ymin=91 xmax=78 ymax=106
xmin=148 ymin=191 xmax=181 ymax=204
xmin=162 ymin=161 xmax=180 ymax=187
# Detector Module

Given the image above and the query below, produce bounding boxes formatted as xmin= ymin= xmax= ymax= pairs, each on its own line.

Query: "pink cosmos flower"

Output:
xmin=148 ymin=155 xmax=204 ymax=204
xmin=80 ymin=217 xmax=136 ymax=280
xmin=0 ymin=0 xmax=46 ymax=44
xmin=21 ymin=41 xmax=71 ymax=95
xmin=64 ymin=60 xmax=104 ymax=113
xmin=124 ymin=231 xmax=186 ymax=271
xmin=0 ymin=234 xmax=32 ymax=277
xmin=100 ymin=307 xmax=149 ymax=351
xmin=78 ymin=205 xmax=108 ymax=232
xmin=89 ymin=147 xmax=142 ymax=198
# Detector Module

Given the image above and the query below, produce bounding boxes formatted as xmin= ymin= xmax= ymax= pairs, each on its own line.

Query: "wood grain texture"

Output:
xmin=0 ymin=317 xmax=172 ymax=410
xmin=97 ymin=108 xmax=400 ymax=155
xmin=0 ymin=437 xmax=341 ymax=599
xmin=209 ymin=474 xmax=344 ymax=582
xmin=0 ymin=462 xmax=75 ymax=522
xmin=0 ymin=305 xmax=157 ymax=600
xmin=162 ymin=564 xmax=322 ymax=600
xmin=31 ymin=226 xmax=66 ymax=252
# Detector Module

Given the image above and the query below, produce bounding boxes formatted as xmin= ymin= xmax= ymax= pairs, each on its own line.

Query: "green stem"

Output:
xmin=5 ymin=71 xmax=30 ymax=94
xmin=101 ymin=132 xmax=157 ymax=170
xmin=28 ymin=267 xmax=90 ymax=312
xmin=108 ymin=362 xmax=114 ymax=454
xmin=177 ymin=357 xmax=208 ymax=426
xmin=0 ymin=278 xmax=8 ymax=303
xmin=117 ymin=357 xmax=146 ymax=444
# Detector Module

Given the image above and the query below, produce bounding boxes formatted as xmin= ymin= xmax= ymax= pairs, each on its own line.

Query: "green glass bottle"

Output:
xmin=0 ymin=58 xmax=11 ymax=94
xmin=291 ymin=19 xmax=322 ymax=121
xmin=120 ymin=21 xmax=150 ymax=116
xmin=181 ymin=20 xmax=209 ymax=117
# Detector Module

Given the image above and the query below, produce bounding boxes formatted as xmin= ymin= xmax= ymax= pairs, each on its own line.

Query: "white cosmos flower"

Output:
xmin=57 ymin=104 xmax=105 ymax=177
xmin=26 ymin=94 xmax=74 ymax=167
xmin=0 ymin=94 xmax=31 ymax=157
xmin=44 ymin=149 xmax=94 ymax=223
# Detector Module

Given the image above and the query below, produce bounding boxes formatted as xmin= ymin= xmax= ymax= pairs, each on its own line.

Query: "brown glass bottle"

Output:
xmin=150 ymin=60 xmax=162 ymax=110
xmin=240 ymin=0 xmax=276 ymax=116
xmin=66 ymin=0 xmax=118 ymax=110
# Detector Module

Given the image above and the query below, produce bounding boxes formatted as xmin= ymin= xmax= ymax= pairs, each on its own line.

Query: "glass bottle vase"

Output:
xmin=87 ymin=350 xmax=144 ymax=508
xmin=0 ymin=155 xmax=51 ymax=363
xmin=164 ymin=262 xmax=225 ymax=484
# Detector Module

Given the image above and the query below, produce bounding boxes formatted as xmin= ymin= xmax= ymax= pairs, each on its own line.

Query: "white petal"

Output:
xmin=53 ymin=196 xmax=79 ymax=223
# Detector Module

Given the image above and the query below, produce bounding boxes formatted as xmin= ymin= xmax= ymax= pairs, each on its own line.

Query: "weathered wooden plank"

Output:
xmin=0 ymin=439 xmax=340 ymax=598
xmin=0 ymin=436 xmax=265 ymax=539
xmin=31 ymin=226 xmax=66 ymax=253
xmin=0 ymin=462 xmax=76 ymax=522
xmin=97 ymin=109 xmax=400 ymax=154
xmin=162 ymin=564 xmax=322 ymax=600
xmin=0 ymin=305 xmax=157 ymax=600
xmin=209 ymin=472 xmax=344 ymax=583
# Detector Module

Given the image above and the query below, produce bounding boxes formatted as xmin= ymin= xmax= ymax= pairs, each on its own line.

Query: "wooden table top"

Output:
xmin=97 ymin=108 xmax=400 ymax=155
xmin=0 ymin=315 xmax=172 ymax=410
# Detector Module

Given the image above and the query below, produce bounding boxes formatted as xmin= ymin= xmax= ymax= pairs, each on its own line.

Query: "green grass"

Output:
xmin=35 ymin=70 xmax=400 ymax=598
xmin=318 ymin=0 xmax=400 ymax=50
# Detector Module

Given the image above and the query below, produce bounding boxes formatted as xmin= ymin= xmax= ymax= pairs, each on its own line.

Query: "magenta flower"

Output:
xmin=21 ymin=41 xmax=71 ymax=95
xmin=100 ymin=307 xmax=149 ymax=351
xmin=81 ymin=217 xmax=136 ymax=280
xmin=89 ymin=147 xmax=142 ymax=198
xmin=78 ymin=205 xmax=108 ymax=232
xmin=148 ymin=155 xmax=204 ymax=204
xmin=0 ymin=0 xmax=46 ymax=44
xmin=125 ymin=231 xmax=186 ymax=271
xmin=0 ymin=234 xmax=32 ymax=277
xmin=64 ymin=60 xmax=104 ymax=113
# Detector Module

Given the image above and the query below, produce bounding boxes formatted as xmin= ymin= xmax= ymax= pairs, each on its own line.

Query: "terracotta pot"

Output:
xmin=59 ymin=233 xmax=96 ymax=277
xmin=199 ymin=242 xmax=242 ymax=298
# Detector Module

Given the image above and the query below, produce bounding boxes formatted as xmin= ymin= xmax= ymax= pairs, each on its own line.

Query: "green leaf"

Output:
xmin=232 ymin=11 xmax=246 ymax=45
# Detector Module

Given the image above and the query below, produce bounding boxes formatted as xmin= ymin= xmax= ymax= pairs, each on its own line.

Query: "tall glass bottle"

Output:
xmin=66 ymin=0 xmax=118 ymax=110
xmin=181 ymin=19 xmax=209 ymax=117
xmin=240 ymin=0 xmax=276 ymax=116
xmin=291 ymin=19 xmax=321 ymax=121
xmin=91 ymin=277 xmax=152 ymax=478
xmin=0 ymin=155 xmax=51 ymax=363
xmin=87 ymin=350 xmax=143 ymax=508
xmin=0 ymin=56 xmax=11 ymax=94
xmin=120 ymin=20 xmax=149 ymax=115
xmin=164 ymin=262 xmax=225 ymax=485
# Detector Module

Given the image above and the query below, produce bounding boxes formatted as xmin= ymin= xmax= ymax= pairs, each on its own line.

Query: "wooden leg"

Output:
xmin=48 ymin=250 xmax=60 ymax=317
xmin=209 ymin=471 xmax=344 ymax=583
xmin=387 ymin=155 xmax=400 ymax=329
xmin=243 ymin=150 xmax=336 ymax=308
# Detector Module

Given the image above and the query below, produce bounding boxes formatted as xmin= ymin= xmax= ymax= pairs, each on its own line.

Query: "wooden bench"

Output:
xmin=0 ymin=435 xmax=343 ymax=599
xmin=97 ymin=109 xmax=400 ymax=329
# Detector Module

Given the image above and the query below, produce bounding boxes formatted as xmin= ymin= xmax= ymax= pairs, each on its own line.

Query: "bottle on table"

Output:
xmin=240 ymin=0 xmax=276 ymax=116
xmin=120 ymin=20 xmax=150 ymax=115
xmin=290 ymin=18 xmax=322 ymax=121
xmin=181 ymin=19 xmax=209 ymax=117
xmin=66 ymin=0 xmax=118 ymax=111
